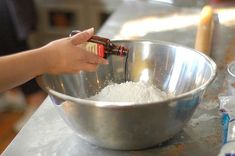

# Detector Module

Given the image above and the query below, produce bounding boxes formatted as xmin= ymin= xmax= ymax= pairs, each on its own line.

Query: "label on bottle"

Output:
xmin=81 ymin=42 xmax=105 ymax=58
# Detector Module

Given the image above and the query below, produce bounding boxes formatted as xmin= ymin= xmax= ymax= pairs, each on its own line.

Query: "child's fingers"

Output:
xmin=78 ymin=47 xmax=108 ymax=65
xmin=70 ymin=28 xmax=94 ymax=45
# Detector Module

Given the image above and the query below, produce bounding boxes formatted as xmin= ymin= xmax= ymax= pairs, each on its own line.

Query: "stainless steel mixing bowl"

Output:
xmin=37 ymin=40 xmax=216 ymax=150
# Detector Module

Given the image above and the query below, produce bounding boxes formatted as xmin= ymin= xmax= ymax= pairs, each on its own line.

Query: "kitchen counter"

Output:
xmin=2 ymin=1 xmax=235 ymax=155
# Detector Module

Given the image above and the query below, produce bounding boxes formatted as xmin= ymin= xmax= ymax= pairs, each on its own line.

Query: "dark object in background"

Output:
xmin=5 ymin=0 xmax=37 ymax=41
xmin=49 ymin=11 xmax=74 ymax=28
xmin=0 ymin=0 xmax=39 ymax=95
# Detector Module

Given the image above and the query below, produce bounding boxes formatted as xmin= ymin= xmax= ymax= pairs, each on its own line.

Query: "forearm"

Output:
xmin=0 ymin=48 xmax=48 ymax=92
xmin=0 ymin=28 xmax=106 ymax=93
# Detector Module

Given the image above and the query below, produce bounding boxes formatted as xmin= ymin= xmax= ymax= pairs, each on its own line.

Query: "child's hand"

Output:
xmin=42 ymin=28 xmax=108 ymax=75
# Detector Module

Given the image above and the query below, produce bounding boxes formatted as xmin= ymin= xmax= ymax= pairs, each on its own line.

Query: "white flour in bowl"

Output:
xmin=88 ymin=81 xmax=170 ymax=103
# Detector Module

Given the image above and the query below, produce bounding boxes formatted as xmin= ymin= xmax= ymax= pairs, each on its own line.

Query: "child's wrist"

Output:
xmin=36 ymin=46 xmax=53 ymax=75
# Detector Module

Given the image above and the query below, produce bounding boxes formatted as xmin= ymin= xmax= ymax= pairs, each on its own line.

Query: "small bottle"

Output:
xmin=70 ymin=30 xmax=129 ymax=59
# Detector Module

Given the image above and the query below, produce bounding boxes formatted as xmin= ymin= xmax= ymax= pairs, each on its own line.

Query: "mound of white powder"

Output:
xmin=88 ymin=81 xmax=170 ymax=103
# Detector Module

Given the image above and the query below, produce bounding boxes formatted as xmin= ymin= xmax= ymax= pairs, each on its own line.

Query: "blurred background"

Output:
xmin=0 ymin=0 xmax=233 ymax=153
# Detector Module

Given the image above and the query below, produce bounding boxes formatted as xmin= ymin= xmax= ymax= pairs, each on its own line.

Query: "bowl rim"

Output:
xmin=227 ymin=60 xmax=235 ymax=78
xmin=37 ymin=39 xmax=217 ymax=108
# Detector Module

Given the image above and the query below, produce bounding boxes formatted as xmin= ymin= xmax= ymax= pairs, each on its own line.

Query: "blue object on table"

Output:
xmin=222 ymin=113 xmax=230 ymax=144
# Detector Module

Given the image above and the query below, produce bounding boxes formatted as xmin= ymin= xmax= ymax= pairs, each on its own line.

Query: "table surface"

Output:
xmin=3 ymin=1 xmax=235 ymax=155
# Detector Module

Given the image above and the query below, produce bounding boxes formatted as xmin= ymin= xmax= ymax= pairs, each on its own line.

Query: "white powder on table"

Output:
xmin=88 ymin=81 xmax=170 ymax=103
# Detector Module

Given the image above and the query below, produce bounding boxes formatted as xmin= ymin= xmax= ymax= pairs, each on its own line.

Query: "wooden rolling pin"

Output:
xmin=195 ymin=5 xmax=214 ymax=56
